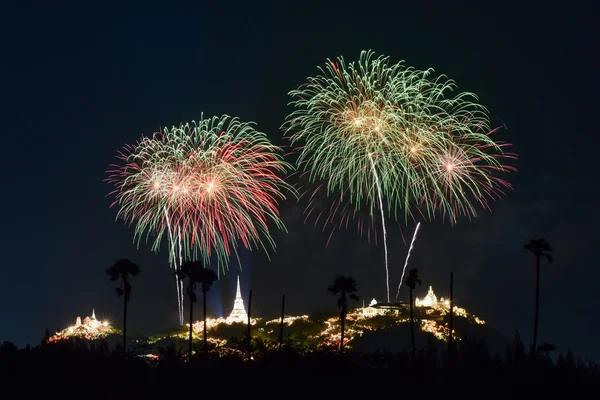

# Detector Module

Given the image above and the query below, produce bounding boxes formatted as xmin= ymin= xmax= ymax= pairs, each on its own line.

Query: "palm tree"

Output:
xmin=538 ymin=342 xmax=556 ymax=360
xmin=198 ymin=268 xmax=218 ymax=353
xmin=158 ymin=343 xmax=184 ymax=368
xmin=327 ymin=275 xmax=359 ymax=352
xmin=177 ymin=261 xmax=218 ymax=359
xmin=106 ymin=259 xmax=140 ymax=353
xmin=177 ymin=261 xmax=200 ymax=362
xmin=524 ymin=238 xmax=553 ymax=354
xmin=405 ymin=268 xmax=422 ymax=357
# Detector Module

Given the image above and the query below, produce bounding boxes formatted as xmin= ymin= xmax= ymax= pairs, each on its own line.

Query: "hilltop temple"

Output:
xmin=74 ymin=309 xmax=105 ymax=329
xmin=48 ymin=309 xmax=113 ymax=342
xmin=226 ymin=276 xmax=248 ymax=323
xmin=361 ymin=298 xmax=387 ymax=317
xmin=361 ymin=286 xmax=451 ymax=317
xmin=415 ymin=286 xmax=439 ymax=307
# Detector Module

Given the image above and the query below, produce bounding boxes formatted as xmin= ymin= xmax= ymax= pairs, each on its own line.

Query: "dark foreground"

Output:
xmin=1 ymin=337 xmax=598 ymax=393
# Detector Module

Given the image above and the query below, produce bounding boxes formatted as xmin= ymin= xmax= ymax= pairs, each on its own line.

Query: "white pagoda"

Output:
xmin=226 ymin=276 xmax=248 ymax=323
xmin=415 ymin=286 xmax=438 ymax=307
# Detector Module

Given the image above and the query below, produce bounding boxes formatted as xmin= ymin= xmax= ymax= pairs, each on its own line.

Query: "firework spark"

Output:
xmin=396 ymin=222 xmax=421 ymax=301
xmin=108 ymin=115 xmax=293 ymax=323
xmin=284 ymin=50 xmax=516 ymax=301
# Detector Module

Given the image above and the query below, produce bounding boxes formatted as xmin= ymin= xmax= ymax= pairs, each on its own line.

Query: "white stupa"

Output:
xmin=415 ymin=286 xmax=438 ymax=307
xmin=226 ymin=276 xmax=248 ymax=323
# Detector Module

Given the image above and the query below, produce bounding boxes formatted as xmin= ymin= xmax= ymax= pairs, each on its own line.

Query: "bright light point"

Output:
xmin=410 ymin=147 xmax=417 ymax=153
xmin=367 ymin=152 xmax=372 ymax=157
xmin=103 ymin=321 xmax=108 ymax=327
xmin=173 ymin=186 xmax=179 ymax=191
xmin=354 ymin=119 xmax=360 ymax=126
xmin=183 ymin=188 xmax=188 ymax=193
xmin=375 ymin=126 xmax=380 ymax=132
xmin=446 ymin=163 xmax=454 ymax=171
xmin=153 ymin=182 xmax=159 ymax=188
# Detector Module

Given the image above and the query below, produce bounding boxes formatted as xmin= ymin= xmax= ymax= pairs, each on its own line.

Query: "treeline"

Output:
xmin=1 ymin=332 xmax=598 ymax=387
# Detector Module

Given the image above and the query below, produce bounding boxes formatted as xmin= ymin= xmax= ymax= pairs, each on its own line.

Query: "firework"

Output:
xmin=396 ymin=222 xmax=421 ymax=301
xmin=284 ymin=50 xmax=516 ymax=301
xmin=108 ymin=115 xmax=293 ymax=323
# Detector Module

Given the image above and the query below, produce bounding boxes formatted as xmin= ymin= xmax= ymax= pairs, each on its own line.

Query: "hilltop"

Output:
xmin=48 ymin=286 xmax=509 ymax=357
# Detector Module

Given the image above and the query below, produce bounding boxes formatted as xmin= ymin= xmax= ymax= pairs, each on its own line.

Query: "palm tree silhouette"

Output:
xmin=538 ymin=342 xmax=556 ymax=360
xmin=524 ymin=238 xmax=553 ymax=354
xmin=177 ymin=261 xmax=217 ymax=359
xmin=158 ymin=343 xmax=184 ymax=368
xmin=198 ymin=268 xmax=218 ymax=353
xmin=106 ymin=259 xmax=140 ymax=353
xmin=405 ymin=268 xmax=422 ymax=357
xmin=327 ymin=275 xmax=359 ymax=352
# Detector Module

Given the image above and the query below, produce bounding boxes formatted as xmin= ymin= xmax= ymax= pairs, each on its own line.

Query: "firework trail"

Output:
xmin=177 ymin=226 xmax=184 ymax=323
xmin=164 ymin=208 xmax=183 ymax=324
xmin=396 ymin=222 xmax=421 ymax=301
xmin=368 ymin=154 xmax=390 ymax=302
xmin=107 ymin=115 xmax=293 ymax=324
xmin=284 ymin=50 xmax=516 ymax=301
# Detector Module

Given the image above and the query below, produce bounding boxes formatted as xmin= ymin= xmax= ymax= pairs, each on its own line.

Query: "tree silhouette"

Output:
xmin=3 ymin=330 xmax=600 ymax=384
xmin=42 ymin=328 xmax=50 ymax=345
xmin=177 ymin=261 xmax=217 ymax=359
xmin=158 ymin=343 xmax=184 ymax=368
xmin=198 ymin=268 xmax=218 ymax=353
xmin=524 ymin=238 xmax=553 ymax=354
xmin=106 ymin=259 xmax=140 ymax=353
xmin=327 ymin=275 xmax=359 ymax=352
xmin=538 ymin=342 xmax=556 ymax=361
xmin=405 ymin=268 xmax=422 ymax=357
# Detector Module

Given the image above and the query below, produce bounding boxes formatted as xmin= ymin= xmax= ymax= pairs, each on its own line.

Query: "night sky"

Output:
xmin=2 ymin=1 xmax=599 ymax=360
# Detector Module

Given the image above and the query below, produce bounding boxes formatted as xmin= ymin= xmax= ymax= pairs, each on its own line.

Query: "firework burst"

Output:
xmin=284 ymin=50 xmax=516 ymax=301
xmin=108 ymin=115 xmax=293 ymax=323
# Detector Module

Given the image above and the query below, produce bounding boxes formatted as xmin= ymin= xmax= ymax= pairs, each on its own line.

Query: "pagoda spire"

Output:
xmin=235 ymin=276 xmax=242 ymax=299
xmin=227 ymin=275 xmax=248 ymax=323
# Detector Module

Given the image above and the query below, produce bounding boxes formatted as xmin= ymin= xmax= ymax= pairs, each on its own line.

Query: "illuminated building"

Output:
xmin=361 ymin=298 xmax=387 ymax=317
xmin=48 ymin=309 xmax=115 ymax=342
xmin=75 ymin=308 xmax=103 ymax=329
xmin=178 ymin=283 xmax=489 ymax=351
xmin=415 ymin=286 xmax=438 ymax=307
xmin=186 ymin=276 xmax=254 ymax=334
xmin=226 ymin=276 xmax=248 ymax=323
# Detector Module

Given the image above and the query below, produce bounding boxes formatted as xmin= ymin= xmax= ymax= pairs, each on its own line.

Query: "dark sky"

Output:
xmin=2 ymin=1 xmax=599 ymax=359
